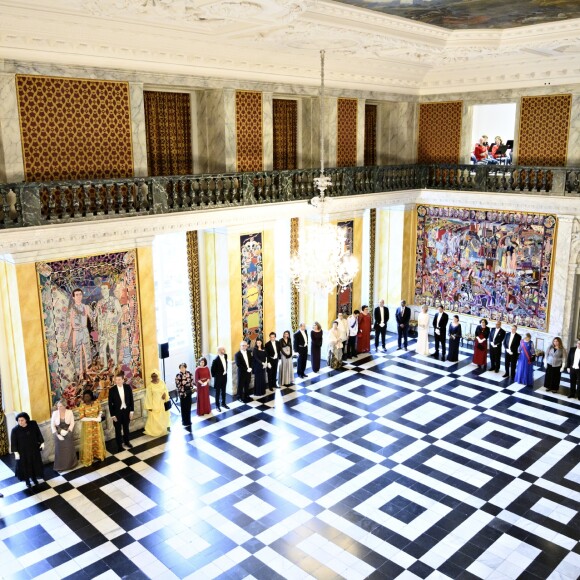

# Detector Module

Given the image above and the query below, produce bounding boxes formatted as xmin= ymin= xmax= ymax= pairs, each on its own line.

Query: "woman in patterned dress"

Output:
xmin=78 ymin=390 xmax=106 ymax=467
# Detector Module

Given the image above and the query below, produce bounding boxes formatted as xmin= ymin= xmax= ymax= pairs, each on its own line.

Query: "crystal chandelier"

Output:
xmin=290 ymin=50 xmax=359 ymax=294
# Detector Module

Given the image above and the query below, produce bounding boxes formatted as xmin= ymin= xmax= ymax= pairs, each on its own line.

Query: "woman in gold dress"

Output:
xmin=78 ymin=390 xmax=106 ymax=466
xmin=144 ymin=369 xmax=171 ymax=437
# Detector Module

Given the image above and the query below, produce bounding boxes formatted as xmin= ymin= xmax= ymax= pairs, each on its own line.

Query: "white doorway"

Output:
xmin=471 ymin=103 xmax=517 ymax=152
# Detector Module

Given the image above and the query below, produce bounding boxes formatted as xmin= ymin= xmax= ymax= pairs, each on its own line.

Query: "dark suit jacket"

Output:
xmin=503 ymin=332 xmax=521 ymax=353
xmin=265 ymin=340 xmax=280 ymax=361
xmin=475 ymin=325 xmax=490 ymax=340
xmin=211 ymin=354 xmax=228 ymax=387
xmin=566 ymin=346 xmax=579 ymax=369
xmin=489 ymin=327 xmax=506 ymax=347
xmin=234 ymin=349 xmax=253 ymax=381
xmin=373 ymin=306 xmax=389 ymax=329
xmin=108 ymin=384 xmax=134 ymax=418
xmin=293 ymin=329 xmax=308 ymax=351
xmin=433 ymin=311 xmax=449 ymax=335
xmin=395 ymin=306 xmax=411 ymax=325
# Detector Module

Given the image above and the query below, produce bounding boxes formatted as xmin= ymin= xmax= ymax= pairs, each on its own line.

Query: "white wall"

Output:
xmin=471 ymin=103 xmax=517 ymax=148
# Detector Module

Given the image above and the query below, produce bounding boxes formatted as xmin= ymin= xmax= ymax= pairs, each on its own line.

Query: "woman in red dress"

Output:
xmin=357 ymin=305 xmax=371 ymax=354
xmin=195 ymin=357 xmax=212 ymax=415
xmin=472 ymin=318 xmax=490 ymax=370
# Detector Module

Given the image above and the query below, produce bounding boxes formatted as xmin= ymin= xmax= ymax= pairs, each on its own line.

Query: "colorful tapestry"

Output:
xmin=337 ymin=98 xmax=358 ymax=167
xmin=336 ymin=220 xmax=354 ymax=316
xmin=417 ymin=102 xmax=463 ymax=164
xmin=414 ymin=205 xmax=556 ymax=331
xmin=236 ymin=91 xmax=263 ymax=172
xmin=241 ymin=233 xmax=264 ymax=342
xmin=37 ymin=250 xmax=142 ymax=407
xmin=16 ymin=75 xmax=133 ymax=182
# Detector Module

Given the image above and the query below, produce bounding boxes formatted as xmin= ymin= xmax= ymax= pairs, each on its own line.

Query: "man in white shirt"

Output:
xmin=108 ymin=372 xmax=134 ymax=453
xmin=210 ymin=347 xmax=229 ymax=411
xmin=346 ymin=310 xmax=359 ymax=359
xmin=502 ymin=325 xmax=521 ymax=379
xmin=373 ymin=300 xmax=389 ymax=351
xmin=234 ymin=341 xmax=253 ymax=403
xmin=337 ymin=312 xmax=349 ymax=357
xmin=566 ymin=339 xmax=580 ymax=399
xmin=265 ymin=332 xmax=280 ymax=390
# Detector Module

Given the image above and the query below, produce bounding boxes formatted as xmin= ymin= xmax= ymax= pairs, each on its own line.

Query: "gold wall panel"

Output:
xmin=236 ymin=91 xmax=263 ymax=172
xmin=337 ymin=98 xmax=358 ymax=168
xmin=417 ymin=101 xmax=463 ymax=164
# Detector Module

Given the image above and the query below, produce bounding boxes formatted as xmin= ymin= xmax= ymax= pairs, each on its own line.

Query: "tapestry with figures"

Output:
xmin=37 ymin=250 xmax=142 ymax=408
xmin=414 ymin=205 xmax=556 ymax=331
xmin=241 ymin=233 xmax=264 ymax=343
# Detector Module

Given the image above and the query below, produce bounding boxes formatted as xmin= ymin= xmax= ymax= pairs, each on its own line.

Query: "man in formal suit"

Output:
xmin=432 ymin=305 xmax=449 ymax=360
xmin=265 ymin=332 xmax=280 ymax=390
xmin=108 ymin=372 xmax=134 ymax=453
xmin=234 ymin=341 xmax=253 ymax=403
xmin=488 ymin=320 xmax=506 ymax=372
xmin=374 ymin=300 xmax=389 ymax=351
xmin=503 ymin=324 xmax=522 ymax=379
xmin=395 ymin=300 xmax=411 ymax=351
xmin=565 ymin=338 xmax=580 ymax=399
xmin=346 ymin=310 xmax=359 ymax=359
xmin=294 ymin=323 xmax=309 ymax=378
xmin=210 ymin=346 xmax=229 ymax=412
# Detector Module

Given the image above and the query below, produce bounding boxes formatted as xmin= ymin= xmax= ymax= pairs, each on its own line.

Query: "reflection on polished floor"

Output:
xmin=1 ymin=333 xmax=580 ymax=579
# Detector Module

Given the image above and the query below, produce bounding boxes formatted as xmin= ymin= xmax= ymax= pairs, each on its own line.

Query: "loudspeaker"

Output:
xmin=158 ymin=342 xmax=169 ymax=359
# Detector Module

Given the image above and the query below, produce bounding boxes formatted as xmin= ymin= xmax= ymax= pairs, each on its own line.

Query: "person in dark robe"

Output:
xmin=252 ymin=339 xmax=267 ymax=397
xmin=310 ymin=322 xmax=323 ymax=373
xmin=11 ymin=412 xmax=44 ymax=488
xmin=472 ymin=319 xmax=490 ymax=370
xmin=447 ymin=315 xmax=462 ymax=362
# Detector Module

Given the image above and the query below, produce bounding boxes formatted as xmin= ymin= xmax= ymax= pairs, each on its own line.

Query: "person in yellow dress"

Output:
xmin=144 ymin=369 xmax=170 ymax=437
xmin=78 ymin=390 xmax=106 ymax=466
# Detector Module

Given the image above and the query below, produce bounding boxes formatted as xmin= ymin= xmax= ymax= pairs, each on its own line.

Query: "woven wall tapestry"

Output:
xmin=417 ymin=101 xmax=463 ymax=164
xmin=16 ymin=75 xmax=133 ymax=182
xmin=337 ymin=98 xmax=358 ymax=167
xmin=236 ymin=91 xmax=263 ymax=172
xmin=415 ymin=205 xmax=556 ymax=331
xmin=273 ymin=99 xmax=298 ymax=170
xmin=336 ymin=219 xmax=354 ymax=317
xmin=241 ymin=233 xmax=264 ymax=343
xmin=37 ymin=250 xmax=142 ymax=408
xmin=364 ymin=104 xmax=377 ymax=166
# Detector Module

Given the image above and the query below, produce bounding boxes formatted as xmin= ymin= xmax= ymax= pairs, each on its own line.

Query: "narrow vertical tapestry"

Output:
xmin=240 ymin=233 xmax=264 ymax=343
xmin=336 ymin=220 xmax=354 ymax=316
xmin=415 ymin=205 xmax=556 ymax=331
xmin=37 ymin=250 xmax=142 ymax=407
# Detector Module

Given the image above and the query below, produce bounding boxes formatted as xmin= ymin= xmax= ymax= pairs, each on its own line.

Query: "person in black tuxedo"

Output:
xmin=503 ymin=324 xmax=522 ymax=378
xmin=293 ymin=323 xmax=309 ymax=378
xmin=373 ymin=300 xmax=389 ymax=351
xmin=432 ymin=306 xmax=449 ymax=360
xmin=565 ymin=338 xmax=580 ymax=399
xmin=265 ymin=332 xmax=280 ymax=390
xmin=210 ymin=346 xmax=229 ymax=412
xmin=488 ymin=321 xmax=506 ymax=372
xmin=108 ymin=373 xmax=134 ymax=453
xmin=395 ymin=300 xmax=411 ymax=350
xmin=234 ymin=341 xmax=253 ymax=403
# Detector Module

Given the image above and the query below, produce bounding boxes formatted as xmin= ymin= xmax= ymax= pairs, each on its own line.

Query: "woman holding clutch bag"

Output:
xmin=447 ymin=315 xmax=462 ymax=362
xmin=51 ymin=399 xmax=77 ymax=471
xmin=472 ymin=319 xmax=490 ymax=370
xmin=144 ymin=369 xmax=171 ymax=437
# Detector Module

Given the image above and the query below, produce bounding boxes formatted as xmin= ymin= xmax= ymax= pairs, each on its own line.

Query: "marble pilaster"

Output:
xmin=0 ymin=73 xmax=25 ymax=183
xmin=377 ymin=101 xmax=418 ymax=165
xmin=224 ymin=89 xmax=237 ymax=173
xmin=262 ymin=92 xmax=273 ymax=171
xmin=323 ymin=96 xmax=337 ymax=169
xmin=566 ymin=94 xmax=580 ymax=166
xmin=195 ymin=89 xmax=229 ymax=173
xmin=460 ymin=102 xmax=474 ymax=165
xmin=300 ymin=97 xmax=320 ymax=169
xmin=129 ymin=82 xmax=148 ymax=177
xmin=357 ymin=98 xmax=365 ymax=167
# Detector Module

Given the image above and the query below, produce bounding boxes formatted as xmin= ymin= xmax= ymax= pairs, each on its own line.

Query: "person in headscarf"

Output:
xmin=144 ymin=369 xmax=171 ymax=437
xmin=11 ymin=412 xmax=44 ymax=488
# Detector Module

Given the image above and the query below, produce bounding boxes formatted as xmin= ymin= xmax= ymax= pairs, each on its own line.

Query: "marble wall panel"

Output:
xmin=567 ymin=94 xmax=580 ymax=166
xmin=323 ymin=96 xmax=337 ymax=169
xmin=377 ymin=101 xmax=418 ymax=165
xmin=224 ymin=89 xmax=237 ymax=173
xmin=0 ymin=74 xmax=24 ymax=183
xmin=129 ymin=82 xmax=148 ymax=177
xmin=263 ymin=92 xmax=273 ymax=171
xmin=195 ymin=89 xmax=229 ymax=173
xmin=357 ymin=98 xmax=365 ymax=167
xmin=300 ymin=97 xmax=320 ymax=169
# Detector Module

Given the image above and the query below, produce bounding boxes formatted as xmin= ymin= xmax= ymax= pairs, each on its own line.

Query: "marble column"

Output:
xmin=377 ymin=101 xmax=418 ymax=166
xmin=566 ymin=93 xmax=580 ymax=166
xmin=263 ymin=92 xmax=273 ymax=171
xmin=129 ymin=82 xmax=148 ymax=177
xmin=460 ymin=102 xmax=474 ymax=165
xmin=357 ymin=98 xmax=365 ymax=167
xmin=0 ymin=73 xmax=25 ymax=183
xmin=323 ymin=96 xmax=338 ymax=169
xmin=300 ymin=97 xmax=320 ymax=169
xmin=224 ymin=89 xmax=237 ymax=173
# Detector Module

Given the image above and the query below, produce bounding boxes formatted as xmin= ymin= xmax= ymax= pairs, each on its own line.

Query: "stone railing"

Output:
xmin=1 ymin=164 xmax=578 ymax=229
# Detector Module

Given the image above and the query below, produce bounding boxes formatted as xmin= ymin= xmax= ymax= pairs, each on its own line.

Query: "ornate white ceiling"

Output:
xmin=1 ymin=0 xmax=580 ymax=94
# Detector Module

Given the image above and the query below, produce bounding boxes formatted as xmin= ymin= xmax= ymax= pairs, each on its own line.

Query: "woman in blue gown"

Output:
xmin=514 ymin=333 xmax=535 ymax=387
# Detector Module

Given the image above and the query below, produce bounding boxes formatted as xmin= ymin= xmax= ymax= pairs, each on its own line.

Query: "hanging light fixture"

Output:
xmin=289 ymin=50 xmax=359 ymax=294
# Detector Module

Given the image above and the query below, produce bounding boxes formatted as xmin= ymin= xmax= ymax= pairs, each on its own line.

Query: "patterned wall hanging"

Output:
xmin=415 ymin=205 xmax=556 ymax=331
xmin=417 ymin=101 xmax=463 ymax=164
xmin=273 ymin=99 xmax=298 ymax=170
xmin=241 ymin=233 xmax=264 ymax=343
xmin=290 ymin=218 xmax=300 ymax=332
xmin=336 ymin=219 xmax=354 ymax=316
xmin=337 ymin=98 xmax=358 ymax=167
xmin=16 ymin=75 xmax=134 ymax=182
xmin=37 ymin=250 xmax=142 ymax=408
xmin=364 ymin=104 xmax=377 ymax=166
xmin=236 ymin=91 xmax=263 ymax=172
xmin=186 ymin=231 xmax=202 ymax=361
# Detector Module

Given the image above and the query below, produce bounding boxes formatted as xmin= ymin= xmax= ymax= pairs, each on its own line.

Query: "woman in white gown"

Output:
xmin=416 ymin=305 xmax=430 ymax=356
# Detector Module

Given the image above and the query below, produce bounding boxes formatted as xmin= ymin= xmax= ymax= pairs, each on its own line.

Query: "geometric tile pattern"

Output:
xmin=1 ymin=332 xmax=580 ymax=579
xmin=418 ymin=101 xmax=463 ymax=164
xmin=337 ymin=98 xmax=357 ymax=167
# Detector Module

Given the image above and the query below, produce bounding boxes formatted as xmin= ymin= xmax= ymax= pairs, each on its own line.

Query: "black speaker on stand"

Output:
xmin=158 ymin=342 xmax=169 ymax=383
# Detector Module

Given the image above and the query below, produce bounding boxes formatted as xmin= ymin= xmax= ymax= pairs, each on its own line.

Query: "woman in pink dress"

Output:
xmin=357 ymin=305 xmax=371 ymax=354
xmin=195 ymin=357 xmax=212 ymax=416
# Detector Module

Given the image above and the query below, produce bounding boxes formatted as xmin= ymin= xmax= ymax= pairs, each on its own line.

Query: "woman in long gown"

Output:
xmin=544 ymin=337 xmax=566 ymax=393
xmin=416 ymin=305 xmax=430 ymax=356
xmin=311 ymin=322 xmax=323 ymax=373
xmin=357 ymin=305 xmax=371 ymax=354
xmin=279 ymin=330 xmax=294 ymax=387
xmin=328 ymin=320 xmax=343 ymax=370
xmin=515 ymin=333 xmax=536 ymax=387
xmin=144 ymin=369 xmax=170 ymax=437
xmin=253 ymin=339 xmax=267 ymax=397
xmin=447 ymin=315 xmax=462 ymax=362
xmin=51 ymin=399 xmax=77 ymax=471
xmin=472 ymin=318 xmax=490 ymax=370
xmin=11 ymin=412 xmax=44 ymax=488
xmin=78 ymin=390 xmax=106 ymax=467
xmin=195 ymin=357 xmax=212 ymax=415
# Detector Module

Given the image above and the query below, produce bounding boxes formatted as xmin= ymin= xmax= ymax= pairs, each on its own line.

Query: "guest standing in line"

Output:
xmin=144 ymin=369 xmax=170 ymax=437
xmin=447 ymin=315 xmax=462 ymax=362
xmin=279 ymin=331 xmax=294 ymax=387
xmin=337 ymin=312 xmax=349 ymax=358
xmin=488 ymin=321 xmax=506 ymax=372
xmin=357 ymin=306 xmax=371 ymax=354
xmin=515 ymin=333 xmax=536 ymax=387
xmin=78 ymin=390 xmax=106 ymax=466
xmin=294 ymin=323 xmax=309 ymax=379
xmin=374 ymin=300 xmax=389 ymax=351
xmin=253 ymin=339 xmax=267 ymax=397
xmin=310 ymin=322 xmax=323 ymax=373
xmin=11 ymin=412 xmax=44 ymax=488
xmin=396 ymin=300 xmax=411 ymax=351
xmin=265 ymin=332 xmax=280 ymax=390
xmin=51 ymin=399 xmax=77 ymax=471
xmin=432 ymin=305 xmax=449 ymax=360
xmin=195 ymin=357 xmax=212 ymax=413
xmin=235 ymin=341 xmax=253 ymax=402
xmin=472 ymin=319 xmax=490 ymax=370
xmin=328 ymin=320 xmax=343 ymax=369
xmin=108 ymin=373 xmax=134 ymax=453
xmin=566 ymin=339 xmax=580 ymax=399
xmin=346 ymin=310 xmax=359 ymax=359
xmin=210 ymin=347 xmax=229 ymax=411
xmin=503 ymin=325 xmax=522 ymax=379
xmin=416 ymin=305 xmax=430 ymax=356
xmin=543 ymin=337 xmax=566 ymax=394
xmin=175 ymin=363 xmax=195 ymax=427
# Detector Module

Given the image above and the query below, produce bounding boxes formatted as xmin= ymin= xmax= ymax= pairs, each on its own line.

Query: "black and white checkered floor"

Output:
xmin=1 ymin=334 xmax=580 ymax=579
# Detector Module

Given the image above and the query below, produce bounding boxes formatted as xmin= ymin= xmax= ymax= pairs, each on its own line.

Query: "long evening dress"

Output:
xmin=144 ymin=379 xmax=170 ymax=437
xmin=78 ymin=401 xmax=106 ymax=467
xmin=253 ymin=347 xmax=267 ymax=396
xmin=311 ymin=329 xmax=323 ymax=372
xmin=51 ymin=409 xmax=77 ymax=471
xmin=357 ymin=312 xmax=371 ymax=353
xmin=447 ymin=323 xmax=462 ymax=362
xmin=328 ymin=328 xmax=343 ymax=369
xmin=195 ymin=366 xmax=212 ymax=415
xmin=279 ymin=339 xmax=294 ymax=386
xmin=515 ymin=340 xmax=535 ymax=386
xmin=11 ymin=420 xmax=44 ymax=483
xmin=472 ymin=325 xmax=490 ymax=367
xmin=416 ymin=312 xmax=430 ymax=356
